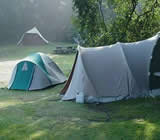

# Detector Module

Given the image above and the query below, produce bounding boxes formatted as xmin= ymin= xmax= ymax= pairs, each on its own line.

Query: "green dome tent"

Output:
xmin=8 ymin=53 xmax=67 ymax=90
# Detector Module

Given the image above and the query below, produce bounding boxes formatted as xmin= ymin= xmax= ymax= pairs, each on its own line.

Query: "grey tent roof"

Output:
xmin=17 ymin=27 xmax=49 ymax=46
xmin=61 ymin=33 xmax=160 ymax=103
xmin=25 ymin=27 xmax=49 ymax=43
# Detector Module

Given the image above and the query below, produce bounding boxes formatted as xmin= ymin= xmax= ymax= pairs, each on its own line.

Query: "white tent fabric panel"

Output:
xmin=62 ymin=51 xmax=97 ymax=100
xmin=122 ymin=35 xmax=158 ymax=94
xmin=63 ymin=44 xmax=139 ymax=101
xmin=40 ymin=53 xmax=67 ymax=85
xmin=29 ymin=66 xmax=51 ymax=90
xmin=80 ymin=44 xmax=133 ymax=97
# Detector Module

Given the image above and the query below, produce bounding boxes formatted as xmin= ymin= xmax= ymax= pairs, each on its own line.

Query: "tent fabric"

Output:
xmin=8 ymin=52 xmax=67 ymax=90
xmin=61 ymin=33 xmax=160 ymax=103
xmin=25 ymin=53 xmax=49 ymax=75
xmin=29 ymin=66 xmax=51 ymax=90
xmin=122 ymin=35 xmax=158 ymax=94
xmin=17 ymin=27 xmax=49 ymax=46
xmin=40 ymin=53 xmax=67 ymax=85
xmin=10 ymin=62 xmax=35 ymax=90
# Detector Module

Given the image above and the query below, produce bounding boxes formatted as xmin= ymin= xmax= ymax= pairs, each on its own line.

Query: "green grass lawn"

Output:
xmin=0 ymin=45 xmax=160 ymax=140
xmin=0 ymin=42 xmax=76 ymax=61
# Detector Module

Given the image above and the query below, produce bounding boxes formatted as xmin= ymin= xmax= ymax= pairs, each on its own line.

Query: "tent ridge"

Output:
xmin=120 ymin=43 xmax=141 ymax=97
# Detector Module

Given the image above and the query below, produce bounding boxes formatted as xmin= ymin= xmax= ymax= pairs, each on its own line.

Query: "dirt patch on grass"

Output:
xmin=0 ymin=60 xmax=19 ymax=87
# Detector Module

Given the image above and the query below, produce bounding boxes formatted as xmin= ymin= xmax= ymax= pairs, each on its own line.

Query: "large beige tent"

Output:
xmin=17 ymin=27 xmax=49 ymax=46
xmin=61 ymin=33 xmax=160 ymax=103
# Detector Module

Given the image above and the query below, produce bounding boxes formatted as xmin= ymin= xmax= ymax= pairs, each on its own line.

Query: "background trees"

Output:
xmin=0 ymin=0 xmax=159 ymax=46
xmin=0 ymin=0 xmax=73 ymax=44
xmin=73 ymin=0 xmax=160 ymax=46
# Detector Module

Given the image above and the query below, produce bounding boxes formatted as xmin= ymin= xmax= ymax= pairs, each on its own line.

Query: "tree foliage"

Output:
xmin=73 ymin=0 xmax=160 ymax=46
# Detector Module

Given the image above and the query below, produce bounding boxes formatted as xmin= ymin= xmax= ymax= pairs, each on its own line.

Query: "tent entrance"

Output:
xmin=150 ymin=38 xmax=160 ymax=90
xmin=11 ymin=62 xmax=35 ymax=90
xmin=22 ymin=34 xmax=45 ymax=46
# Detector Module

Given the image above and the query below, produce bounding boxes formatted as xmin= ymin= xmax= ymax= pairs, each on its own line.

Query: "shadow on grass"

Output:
xmin=1 ymin=110 xmax=160 ymax=140
xmin=85 ymin=97 xmax=160 ymax=123
xmin=1 ymin=85 xmax=160 ymax=139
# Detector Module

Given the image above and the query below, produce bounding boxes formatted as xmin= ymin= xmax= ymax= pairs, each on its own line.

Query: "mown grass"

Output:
xmin=0 ymin=42 xmax=76 ymax=61
xmin=0 ymin=45 xmax=160 ymax=140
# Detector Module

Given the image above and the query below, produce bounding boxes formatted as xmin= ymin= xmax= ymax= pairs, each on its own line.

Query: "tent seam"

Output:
xmin=79 ymin=47 xmax=99 ymax=98
xmin=120 ymin=43 xmax=140 ymax=97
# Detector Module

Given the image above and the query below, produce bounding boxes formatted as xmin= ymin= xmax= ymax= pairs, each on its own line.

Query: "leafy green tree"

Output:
xmin=73 ymin=0 xmax=160 ymax=46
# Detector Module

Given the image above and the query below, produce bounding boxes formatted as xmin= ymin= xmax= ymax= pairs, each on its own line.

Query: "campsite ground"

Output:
xmin=0 ymin=44 xmax=160 ymax=140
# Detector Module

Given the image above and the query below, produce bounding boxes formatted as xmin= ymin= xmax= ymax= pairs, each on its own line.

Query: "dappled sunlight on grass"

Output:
xmin=0 ymin=97 xmax=160 ymax=140
xmin=89 ymin=122 xmax=102 ymax=128
xmin=27 ymin=118 xmax=46 ymax=128
xmin=134 ymin=119 xmax=157 ymax=139
xmin=62 ymin=122 xmax=81 ymax=131
xmin=30 ymin=130 xmax=47 ymax=139
xmin=145 ymin=123 xmax=156 ymax=138
xmin=0 ymin=100 xmax=23 ymax=109
xmin=27 ymin=94 xmax=60 ymax=104
xmin=49 ymin=54 xmax=62 ymax=58
xmin=71 ymin=117 xmax=81 ymax=122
